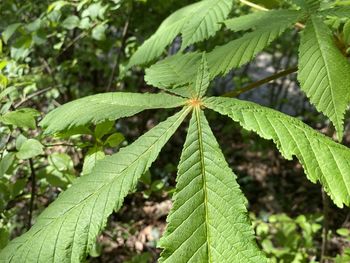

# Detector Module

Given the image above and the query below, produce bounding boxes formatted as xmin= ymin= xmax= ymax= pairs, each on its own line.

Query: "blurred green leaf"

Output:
xmin=2 ymin=23 xmax=21 ymax=44
xmin=0 ymin=108 xmax=39 ymax=129
xmin=0 ymin=153 xmax=15 ymax=178
xmin=62 ymin=16 xmax=80 ymax=30
xmin=0 ymin=75 xmax=8 ymax=90
xmin=15 ymin=134 xmax=27 ymax=151
xmin=82 ymin=3 xmax=108 ymax=19
xmin=94 ymin=120 xmax=114 ymax=139
xmin=47 ymin=0 xmax=69 ymax=13
xmin=344 ymin=20 xmax=350 ymax=44
xmin=82 ymin=151 xmax=105 ymax=175
xmin=10 ymin=178 xmax=26 ymax=198
xmin=104 ymin=132 xmax=124 ymax=147
xmin=16 ymin=139 xmax=44 ymax=159
xmin=48 ymin=153 xmax=73 ymax=172
xmin=92 ymin=24 xmax=107 ymax=41
xmin=337 ymin=228 xmax=350 ymax=237
xmin=150 ymin=179 xmax=164 ymax=192
xmin=0 ymin=228 xmax=9 ymax=249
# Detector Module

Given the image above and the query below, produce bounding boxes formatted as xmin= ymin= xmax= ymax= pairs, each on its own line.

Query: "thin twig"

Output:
xmin=58 ymin=22 xmax=98 ymax=57
xmin=320 ymin=189 xmax=329 ymax=262
xmin=27 ymin=158 xmax=36 ymax=230
xmin=239 ymin=0 xmax=268 ymax=11
xmin=222 ymin=66 xmax=298 ymax=98
xmin=14 ymin=86 xmax=55 ymax=108
xmin=60 ymin=32 xmax=87 ymax=55
xmin=44 ymin=143 xmax=76 ymax=148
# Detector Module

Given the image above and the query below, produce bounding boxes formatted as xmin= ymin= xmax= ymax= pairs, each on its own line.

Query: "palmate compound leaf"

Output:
xmin=145 ymin=10 xmax=301 ymax=89
xmin=127 ymin=0 xmax=233 ymax=67
xmin=0 ymin=107 xmax=191 ymax=263
xmin=204 ymin=97 xmax=350 ymax=208
xmin=40 ymin=92 xmax=187 ymax=134
xmin=298 ymin=15 xmax=350 ymax=140
xmin=159 ymin=108 xmax=267 ymax=263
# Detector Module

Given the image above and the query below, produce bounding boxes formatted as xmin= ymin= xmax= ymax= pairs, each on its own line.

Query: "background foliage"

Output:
xmin=1 ymin=0 xmax=350 ymax=262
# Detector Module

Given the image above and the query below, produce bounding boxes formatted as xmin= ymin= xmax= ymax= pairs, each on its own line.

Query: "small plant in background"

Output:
xmin=254 ymin=213 xmax=322 ymax=262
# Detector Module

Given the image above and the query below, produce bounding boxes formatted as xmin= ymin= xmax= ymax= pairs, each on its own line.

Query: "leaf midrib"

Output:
xmin=195 ymin=108 xmax=212 ymax=262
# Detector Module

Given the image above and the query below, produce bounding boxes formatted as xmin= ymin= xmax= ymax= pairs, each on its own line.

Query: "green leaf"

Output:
xmin=16 ymin=139 xmax=44 ymax=160
xmin=194 ymin=53 xmax=210 ymax=99
xmin=0 ymin=107 xmax=190 ymax=262
xmin=298 ymin=16 xmax=350 ymax=139
xmin=144 ymin=52 xmax=202 ymax=90
xmin=40 ymin=92 xmax=187 ymax=134
xmin=2 ymin=23 xmax=21 ymax=44
xmin=180 ymin=0 xmax=233 ymax=49
xmin=224 ymin=9 xmax=302 ymax=32
xmin=62 ymin=15 xmax=80 ymax=30
xmin=128 ymin=0 xmax=233 ymax=67
xmin=104 ymin=133 xmax=125 ymax=147
xmin=337 ymin=228 xmax=350 ymax=237
xmin=82 ymin=150 xmax=105 ymax=175
xmin=145 ymin=15 xmax=299 ymax=89
xmin=344 ymin=20 xmax=350 ymax=45
xmin=0 ymin=228 xmax=9 ymax=250
xmin=91 ymin=24 xmax=107 ymax=41
xmin=292 ymin=0 xmax=320 ymax=11
xmin=159 ymin=109 xmax=267 ymax=262
xmin=48 ymin=153 xmax=73 ymax=172
xmin=0 ymin=153 xmax=15 ymax=178
xmin=0 ymin=75 xmax=8 ymax=90
xmin=0 ymin=87 xmax=16 ymax=101
xmin=204 ymin=97 xmax=350 ymax=208
xmin=94 ymin=121 xmax=114 ymax=139
xmin=0 ymin=108 xmax=40 ymax=129
xmin=10 ymin=178 xmax=26 ymax=198
xmin=15 ymin=134 xmax=27 ymax=151
xmin=206 ymin=18 xmax=297 ymax=77
xmin=318 ymin=6 xmax=350 ymax=18
xmin=47 ymin=1 xmax=69 ymax=13
xmin=82 ymin=3 xmax=107 ymax=19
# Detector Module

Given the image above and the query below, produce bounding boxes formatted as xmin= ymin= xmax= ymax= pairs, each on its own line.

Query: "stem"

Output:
xmin=222 ymin=66 xmax=298 ymax=98
xmin=57 ymin=22 xmax=98 ymax=58
xmin=14 ymin=86 xmax=55 ymax=108
xmin=44 ymin=143 xmax=75 ymax=148
xmin=320 ymin=188 xmax=329 ymax=262
xmin=27 ymin=158 xmax=36 ymax=230
xmin=239 ymin=0 xmax=268 ymax=11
